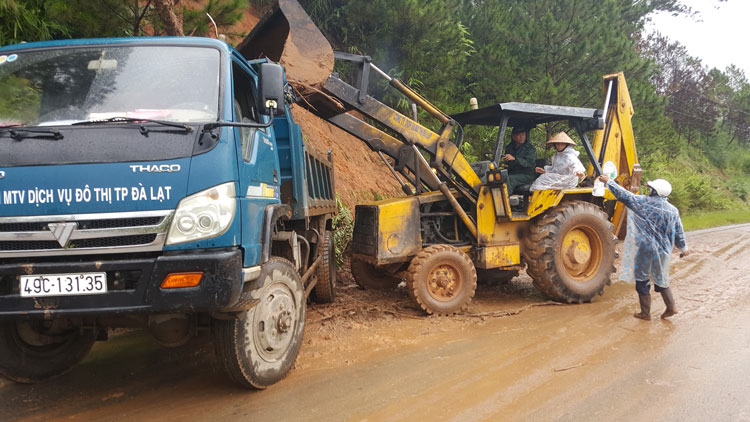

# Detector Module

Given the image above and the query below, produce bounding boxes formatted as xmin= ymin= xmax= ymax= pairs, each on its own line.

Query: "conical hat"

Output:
xmin=546 ymin=132 xmax=576 ymax=146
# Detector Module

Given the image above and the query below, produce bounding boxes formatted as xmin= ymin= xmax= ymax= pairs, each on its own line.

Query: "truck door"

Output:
xmin=231 ymin=60 xmax=281 ymax=265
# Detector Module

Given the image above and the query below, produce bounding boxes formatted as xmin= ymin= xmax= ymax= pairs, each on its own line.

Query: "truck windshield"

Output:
xmin=0 ymin=45 xmax=220 ymax=127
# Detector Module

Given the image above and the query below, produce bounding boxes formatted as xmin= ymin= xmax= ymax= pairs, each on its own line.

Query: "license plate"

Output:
xmin=20 ymin=272 xmax=107 ymax=298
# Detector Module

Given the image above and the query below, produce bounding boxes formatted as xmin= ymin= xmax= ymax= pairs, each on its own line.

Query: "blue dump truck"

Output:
xmin=0 ymin=37 xmax=336 ymax=388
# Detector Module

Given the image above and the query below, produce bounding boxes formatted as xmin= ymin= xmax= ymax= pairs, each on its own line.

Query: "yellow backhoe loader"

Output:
xmin=242 ymin=0 xmax=641 ymax=315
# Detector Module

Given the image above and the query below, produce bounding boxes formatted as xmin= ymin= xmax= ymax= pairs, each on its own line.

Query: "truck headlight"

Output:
xmin=166 ymin=182 xmax=236 ymax=245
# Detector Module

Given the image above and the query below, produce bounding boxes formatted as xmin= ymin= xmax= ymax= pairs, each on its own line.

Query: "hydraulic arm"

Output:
xmin=320 ymin=53 xmax=482 ymax=238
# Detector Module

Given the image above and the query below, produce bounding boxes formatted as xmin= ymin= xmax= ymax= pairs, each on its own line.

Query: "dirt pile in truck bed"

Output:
xmin=290 ymin=107 xmax=403 ymax=209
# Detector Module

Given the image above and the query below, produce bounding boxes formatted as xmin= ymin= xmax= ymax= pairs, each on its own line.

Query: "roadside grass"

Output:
xmin=682 ymin=209 xmax=750 ymax=231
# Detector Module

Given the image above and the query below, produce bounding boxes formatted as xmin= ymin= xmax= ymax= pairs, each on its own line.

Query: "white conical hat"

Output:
xmin=546 ymin=132 xmax=576 ymax=146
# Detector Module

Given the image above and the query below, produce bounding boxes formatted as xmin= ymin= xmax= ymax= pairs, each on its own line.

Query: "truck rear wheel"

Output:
xmin=405 ymin=244 xmax=477 ymax=316
xmin=214 ymin=258 xmax=305 ymax=389
xmin=311 ymin=231 xmax=336 ymax=303
xmin=0 ymin=320 xmax=96 ymax=383
xmin=524 ymin=201 xmax=616 ymax=303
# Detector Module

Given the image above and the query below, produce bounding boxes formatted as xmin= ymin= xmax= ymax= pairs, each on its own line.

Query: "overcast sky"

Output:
xmin=647 ymin=0 xmax=750 ymax=76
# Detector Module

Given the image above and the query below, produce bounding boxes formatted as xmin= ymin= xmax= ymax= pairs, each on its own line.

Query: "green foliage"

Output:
xmin=44 ymin=0 xmax=136 ymax=38
xmin=7 ymin=0 xmax=750 ymax=224
xmin=0 ymin=0 xmax=69 ymax=44
xmin=1 ymin=0 xmax=245 ymax=44
xmin=299 ymin=0 xmax=473 ymax=120
xmin=184 ymin=0 xmax=245 ymax=38
xmin=681 ymin=209 xmax=750 ymax=232
xmin=0 ymin=75 xmax=41 ymax=123
xmin=331 ymin=195 xmax=353 ymax=268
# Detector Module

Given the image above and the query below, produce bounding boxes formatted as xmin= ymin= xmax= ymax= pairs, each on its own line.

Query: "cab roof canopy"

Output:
xmin=452 ymin=102 xmax=603 ymax=131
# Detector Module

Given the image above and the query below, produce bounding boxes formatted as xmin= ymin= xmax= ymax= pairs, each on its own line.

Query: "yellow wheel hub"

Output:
xmin=427 ymin=264 xmax=462 ymax=302
xmin=560 ymin=227 xmax=602 ymax=280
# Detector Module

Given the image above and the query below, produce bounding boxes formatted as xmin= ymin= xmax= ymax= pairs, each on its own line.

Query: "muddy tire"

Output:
xmin=214 ymin=257 xmax=305 ymax=389
xmin=0 ymin=320 xmax=95 ymax=383
xmin=523 ymin=201 xmax=616 ymax=303
xmin=351 ymin=257 xmax=400 ymax=290
xmin=405 ymin=245 xmax=477 ymax=316
xmin=311 ymin=231 xmax=335 ymax=303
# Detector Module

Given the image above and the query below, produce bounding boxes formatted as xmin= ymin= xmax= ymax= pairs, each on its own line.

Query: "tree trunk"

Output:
xmin=133 ymin=0 xmax=152 ymax=37
xmin=153 ymin=0 xmax=184 ymax=36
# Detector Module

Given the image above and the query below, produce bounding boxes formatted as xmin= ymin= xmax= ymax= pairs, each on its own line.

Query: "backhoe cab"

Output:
xmin=453 ymin=102 xmax=605 ymax=218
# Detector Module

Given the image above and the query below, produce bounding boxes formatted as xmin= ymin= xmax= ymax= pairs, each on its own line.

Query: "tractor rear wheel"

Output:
xmin=405 ymin=245 xmax=477 ymax=315
xmin=524 ymin=201 xmax=616 ymax=303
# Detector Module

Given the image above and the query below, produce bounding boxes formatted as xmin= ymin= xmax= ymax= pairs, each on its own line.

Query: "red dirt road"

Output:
xmin=3 ymin=224 xmax=750 ymax=421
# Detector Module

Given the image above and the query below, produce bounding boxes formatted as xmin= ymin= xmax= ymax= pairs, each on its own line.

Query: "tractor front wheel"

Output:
xmin=405 ymin=245 xmax=477 ymax=315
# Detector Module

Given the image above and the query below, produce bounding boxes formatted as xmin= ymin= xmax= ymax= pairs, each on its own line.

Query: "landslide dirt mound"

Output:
xmin=291 ymin=107 xmax=403 ymax=209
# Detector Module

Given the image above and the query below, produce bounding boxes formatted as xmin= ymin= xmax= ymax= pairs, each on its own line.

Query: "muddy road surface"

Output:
xmin=3 ymin=224 xmax=750 ymax=421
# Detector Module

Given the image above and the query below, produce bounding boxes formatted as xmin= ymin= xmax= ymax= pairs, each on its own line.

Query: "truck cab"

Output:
xmin=0 ymin=37 xmax=335 ymax=388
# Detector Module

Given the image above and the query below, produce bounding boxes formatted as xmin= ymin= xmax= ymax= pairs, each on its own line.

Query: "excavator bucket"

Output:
xmin=236 ymin=0 xmax=334 ymax=93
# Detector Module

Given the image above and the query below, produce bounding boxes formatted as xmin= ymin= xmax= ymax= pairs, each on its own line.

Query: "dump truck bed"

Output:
xmin=274 ymin=113 xmax=335 ymax=219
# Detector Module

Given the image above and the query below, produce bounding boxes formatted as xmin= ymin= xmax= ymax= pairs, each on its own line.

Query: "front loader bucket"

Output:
xmin=237 ymin=0 xmax=334 ymax=92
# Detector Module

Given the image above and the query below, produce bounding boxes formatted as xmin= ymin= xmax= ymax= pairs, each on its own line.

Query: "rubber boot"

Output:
xmin=660 ymin=288 xmax=677 ymax=319
xmin=634 ymin=294 xmax=651 ymax=320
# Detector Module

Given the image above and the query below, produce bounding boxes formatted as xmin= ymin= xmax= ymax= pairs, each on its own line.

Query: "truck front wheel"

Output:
xmin=214 ymin=257 xmax=306 ymax=389
xmin=0 ymin=320 xmax=96 ymax=383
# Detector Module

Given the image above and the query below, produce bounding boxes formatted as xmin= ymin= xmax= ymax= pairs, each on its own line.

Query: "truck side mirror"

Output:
xmin=259 ymin=62 xmax=285 ymax=116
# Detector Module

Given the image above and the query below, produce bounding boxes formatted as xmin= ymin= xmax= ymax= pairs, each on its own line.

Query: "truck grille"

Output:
xmin=0 ymin=217 xmax=162 ymax=232
xmin=0 ymin=211 xmax=173 ymax=257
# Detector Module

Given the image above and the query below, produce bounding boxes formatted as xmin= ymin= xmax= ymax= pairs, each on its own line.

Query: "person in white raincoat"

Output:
xmin=530 ymin=132 xmax=585 ymax=191
xmin=598 ymin=174 xmax=689 ymax=320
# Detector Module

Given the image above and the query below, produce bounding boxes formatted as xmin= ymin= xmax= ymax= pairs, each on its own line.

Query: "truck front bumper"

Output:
xmin=0 ymin=248 xmax=244 ymax=318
